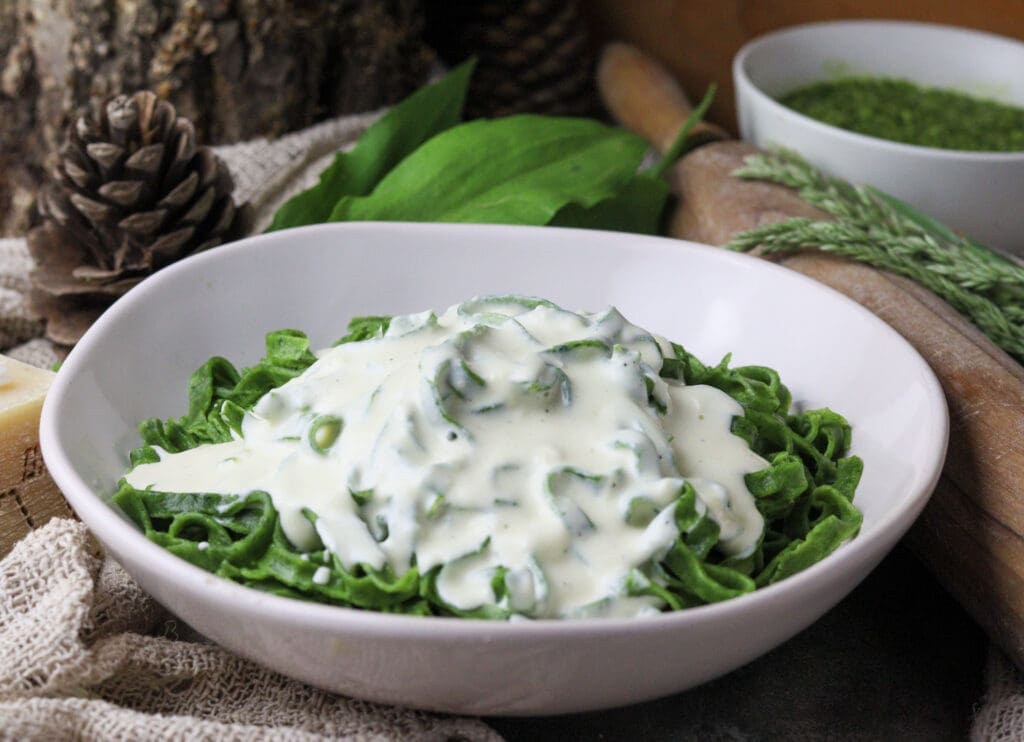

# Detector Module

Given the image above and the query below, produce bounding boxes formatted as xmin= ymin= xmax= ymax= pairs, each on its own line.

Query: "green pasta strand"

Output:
xmin=117 ymin=315 xmax=863 ymax=618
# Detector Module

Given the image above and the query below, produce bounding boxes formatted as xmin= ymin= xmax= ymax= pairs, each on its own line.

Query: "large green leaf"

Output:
xmin=550 ymin=175 xmax=669 ymax=234
xmin=266 ymin=60 xmax=475 ymax=231
xmin=327 ymin=115 xmax=650 ymax=225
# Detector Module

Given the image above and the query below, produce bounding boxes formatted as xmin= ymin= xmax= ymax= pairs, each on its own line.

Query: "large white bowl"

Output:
xmin=734 ymin=20 xmax=1024 ymax=257
xmin=40 ymin=222 xmax=947 ymax=716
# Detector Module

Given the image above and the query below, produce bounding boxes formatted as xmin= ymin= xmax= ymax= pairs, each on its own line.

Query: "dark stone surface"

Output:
xmin=489 ymin=544 xmax=986 ymax=741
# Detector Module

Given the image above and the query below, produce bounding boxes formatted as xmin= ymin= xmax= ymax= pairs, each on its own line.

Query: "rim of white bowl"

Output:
xmin=39 ymin=222 xmax=950 ymax=639
xmin=734 ymin=19 xmax=1024 ymax=162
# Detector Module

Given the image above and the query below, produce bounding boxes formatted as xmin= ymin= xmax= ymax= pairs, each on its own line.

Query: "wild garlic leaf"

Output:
xmin=550 ymin=175 xmax=669 ymax=234
xmin=555 ymin=83 xmax=712 ymax=233
xmin=326 ymin=115 xmax=649 ymax=225
xmin=266 ymin=60 xmax=475 ymax=232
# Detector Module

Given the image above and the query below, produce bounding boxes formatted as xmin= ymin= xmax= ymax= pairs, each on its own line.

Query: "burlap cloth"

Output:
xmin=0 ymin=110 xmax=1020 ymax=739
xmin=0 ymin=518 xmax=499 ymax=741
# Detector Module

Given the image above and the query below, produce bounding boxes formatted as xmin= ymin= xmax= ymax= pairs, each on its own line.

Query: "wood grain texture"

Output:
xmin=907 ymin=475 xmax=1024 ymax=666
xmin=668 ymin=141 xmax=825 ymax=243
xmin=596 ymin=42 xmax=729 ymax=153
xmin=597 ymin=41 xmax=1024 ymax=669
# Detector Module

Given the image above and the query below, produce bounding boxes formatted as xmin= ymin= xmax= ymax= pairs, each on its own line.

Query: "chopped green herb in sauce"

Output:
xmin=779 ymin=76 xmax=1024 ymax=152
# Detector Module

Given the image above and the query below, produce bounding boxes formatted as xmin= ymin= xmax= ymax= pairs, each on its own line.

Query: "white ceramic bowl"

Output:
xmin=734 ymin=20 xmax=1024 ymax=257
xmin=40 ymin=222 xmax=947 ymax=716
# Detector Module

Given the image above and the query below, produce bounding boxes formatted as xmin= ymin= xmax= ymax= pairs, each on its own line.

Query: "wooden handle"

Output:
xmin=598 ymin=43 xmax=1024 ymax=668
xmin=596 ymin=42 xmax=729 ymax=153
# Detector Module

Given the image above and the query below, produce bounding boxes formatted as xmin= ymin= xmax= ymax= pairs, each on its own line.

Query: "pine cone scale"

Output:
xmin=58 ymin=143 xmax=98 ymax=184
xmin=98 ymin=180 xmax=144 ymax=207
xmin=118 ymin=209 xmax=166 ymax=239
xmin=85 ymin=142 xmax=125 ymax=175
xmin=40 ymin=188 xmax=73 ymax=225
xmin=33 ymin=299 xmax=104 ymax=347
xmin=208 ymin=200 xmax=236 ymax=237
xmin=71 ymin=265 xmax=126 ymax=282
xmin=124 ymin=143 xmax=165 ymax=178
xmin=194 ymin=149 xmax=218 ymax=188
xmin=68 ymin=192 xmax=114 ymax=226
xmin=105 ymin=96 xmax=141 ymax=150
xmin=149 ymin=228 xmax=195 ymax=261
xmin=159 ymin=171 xmax=199 ymax=210
xmin=63 ymin=160 xmax=94 ymax=190
xmin=164 ymin=122 xmax=196 ymax=188
xmin=181 ymin=187 xmax=215 ymax=227
xmin=115 ymin=247 xmax=153 ymax=274
xmin=148 ymin=101 xmax=177 ymax=144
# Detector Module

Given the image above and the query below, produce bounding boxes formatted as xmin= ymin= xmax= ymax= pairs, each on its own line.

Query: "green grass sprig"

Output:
xmin=727 ymin=149 xmax=1024 ymax=363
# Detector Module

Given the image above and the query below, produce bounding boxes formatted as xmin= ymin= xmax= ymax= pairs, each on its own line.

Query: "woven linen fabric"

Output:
xmin=972 ymin=647 xmax=1024 ymax=740
xmin=0 ymin=518 xmax=500 ymax=741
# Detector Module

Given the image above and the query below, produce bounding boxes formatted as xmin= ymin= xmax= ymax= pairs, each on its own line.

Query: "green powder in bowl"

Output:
xmin=778 ymin=76 xmax=1024 ymax=152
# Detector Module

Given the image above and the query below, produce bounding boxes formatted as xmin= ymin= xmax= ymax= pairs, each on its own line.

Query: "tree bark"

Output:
xmin=0 ymin=0 xmax=434 ymax=236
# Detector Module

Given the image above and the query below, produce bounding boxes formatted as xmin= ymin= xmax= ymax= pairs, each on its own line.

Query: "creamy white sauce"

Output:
xmin=127 ymin=298 xmax=767 ymax=619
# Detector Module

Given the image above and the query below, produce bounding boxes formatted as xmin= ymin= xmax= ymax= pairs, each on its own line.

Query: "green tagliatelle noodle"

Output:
xmin=115 ymin=315 xmax=863 ymax=618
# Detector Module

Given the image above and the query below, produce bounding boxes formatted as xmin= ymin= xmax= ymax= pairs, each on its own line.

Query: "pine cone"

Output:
xmin=27 ymin=91 xmax=243 ymax=346
xmin=425 ymin=0 xmax=599 ymax=119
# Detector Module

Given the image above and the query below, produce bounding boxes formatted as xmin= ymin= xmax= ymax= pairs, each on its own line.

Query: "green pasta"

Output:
xmin=116 ymin=317 xmax=863 ymax=618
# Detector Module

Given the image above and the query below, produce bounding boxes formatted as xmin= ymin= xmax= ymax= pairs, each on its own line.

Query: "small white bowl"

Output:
xmin=39 ymin=222 xmax=947 ymax=715
xmin=734 ymin=20 xmax=1024 ymax=257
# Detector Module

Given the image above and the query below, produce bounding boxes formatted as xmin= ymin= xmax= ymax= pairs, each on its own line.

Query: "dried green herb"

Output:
xmin=778 ymin=76 xmax=1024 ymax=152
xmin=728 ymin=149 xmax=1024 ymax=363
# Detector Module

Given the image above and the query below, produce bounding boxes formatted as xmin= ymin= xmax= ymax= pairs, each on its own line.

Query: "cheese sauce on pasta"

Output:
xmin=127 ymin=298 xmax=767 ymax=618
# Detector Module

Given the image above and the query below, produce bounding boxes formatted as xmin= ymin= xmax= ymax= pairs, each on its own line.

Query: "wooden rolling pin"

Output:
xmin=598 ymin=42 xmax=1024 ymax=667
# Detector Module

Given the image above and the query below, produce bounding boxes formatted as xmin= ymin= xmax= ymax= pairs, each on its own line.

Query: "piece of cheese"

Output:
xmin=0 ymin=354 xmax=71 ymax=559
